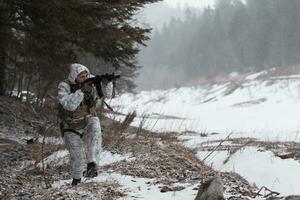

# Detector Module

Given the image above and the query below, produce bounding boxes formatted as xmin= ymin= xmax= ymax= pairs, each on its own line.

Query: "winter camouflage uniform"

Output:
xmin=57 ymin=63 xmax=112 ymax=181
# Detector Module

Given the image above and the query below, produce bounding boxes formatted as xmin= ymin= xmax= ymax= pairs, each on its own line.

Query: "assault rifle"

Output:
xmin=85 ymin=73 xmax=120 ymax=98
xmin=70 ymin=73 xmax=120 ymax=98
xmin=85 ymin=73 xmax=121 ymax=84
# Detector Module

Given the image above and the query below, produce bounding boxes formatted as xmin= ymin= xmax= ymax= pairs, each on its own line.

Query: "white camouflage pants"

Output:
xmin=64 ymin=116 xmax=102 ymax=179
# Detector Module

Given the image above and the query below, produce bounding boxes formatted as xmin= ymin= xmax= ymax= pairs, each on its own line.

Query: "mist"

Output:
xmin=136 ymin=0 xmax=300 ymax=91
xmin=136 ymin=1 xmax=205 ymax=90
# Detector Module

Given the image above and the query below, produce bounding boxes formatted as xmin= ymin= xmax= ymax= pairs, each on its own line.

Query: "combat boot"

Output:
xmin=86 ymin=162 xmax=98 ymax=178
xmin=72 ymin=178 xmax=81 ymax=186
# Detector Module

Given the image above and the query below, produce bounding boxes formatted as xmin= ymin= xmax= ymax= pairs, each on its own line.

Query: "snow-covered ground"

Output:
xmin=55 ymin=172 xmax=199 ymax=200
xmin=109 ymin=70 xmax=300 ymax=196
xmin=52 ymin=151 xmax=201 ymax=200
xmin=110 ymin=73 xmax=300 ymax=141
xmin=197 ymin=147 xmax=300 ymax=196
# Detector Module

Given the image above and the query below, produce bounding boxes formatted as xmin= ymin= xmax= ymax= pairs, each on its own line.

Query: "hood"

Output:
xmin=68 ymin=63 xmax=90 ymax=84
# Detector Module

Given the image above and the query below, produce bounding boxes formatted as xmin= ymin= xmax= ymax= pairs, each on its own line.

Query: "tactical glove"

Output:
xmin=80 ymin=82 xmax=93 ymax=93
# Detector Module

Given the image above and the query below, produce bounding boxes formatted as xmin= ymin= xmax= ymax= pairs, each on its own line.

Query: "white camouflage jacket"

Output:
xmin=57 ymin=63 xmax=113 ymax=112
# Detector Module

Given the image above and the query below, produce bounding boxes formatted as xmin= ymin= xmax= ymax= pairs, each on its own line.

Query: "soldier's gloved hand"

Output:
xmin=80 ymin=82 xmax=93 ymax=93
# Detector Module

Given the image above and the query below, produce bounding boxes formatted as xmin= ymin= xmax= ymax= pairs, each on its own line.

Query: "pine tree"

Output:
xmin=0 ymin=0 xmax=160 ymax=96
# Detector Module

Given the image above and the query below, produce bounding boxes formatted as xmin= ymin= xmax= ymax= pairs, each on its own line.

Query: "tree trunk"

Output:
xmin=17 ymin=72 xmax=24 ymax=98
xmin=39 ymin=80 xmax=53 ymax=108
xmin=0 ymin=50 xmax=5 ymax=96
xmin=0 ymin=5 xmax=8 ymax=96
xmin=35 ymin=76 xmax=41 ymax=108
xmin=9 ymin=65 xmax=17 ymax=96
xmin=26 ymin=75 xmax=33 ymax=102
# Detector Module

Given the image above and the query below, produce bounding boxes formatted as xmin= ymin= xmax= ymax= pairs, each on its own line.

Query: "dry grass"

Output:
xmin=0 ymin=97 xmax=268 ymax=199
xmin=47 ymin=181 xmax=125 ymax=200
xmin=97 ymin=112 xmax=260 ymax=198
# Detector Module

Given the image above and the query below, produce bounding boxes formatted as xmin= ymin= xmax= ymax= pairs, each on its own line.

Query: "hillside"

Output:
xmin=1 ymin=67 xmax=300 ymax=199
xmin=110 ymin=66 xmax=300 ymax=196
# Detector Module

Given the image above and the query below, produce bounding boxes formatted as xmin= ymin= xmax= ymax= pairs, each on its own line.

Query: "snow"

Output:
xmin=111 ymin=77 xmax=300 ymax=142
xmin=229 ymin=72 xmax=239 ymax=77
xmin=97 ymin=151 xmax=134 ymax=166
xmin=37 ymin=136 xmax=64 ymax=145
xmin=246 ymin=71 xmax=267 ymax=80
xmin=37 ymin=150 xmax=70 ymax=168
xmin=0 ymin=130 xmax=36 ymax=144
xmin=270 ymin=74 xmax=300 ymax=79
xmin=53 ymin=172 xmax=199 ymax=200
xmin=109 ymin=70 xmax=300 ymax=196
xmin=94 ymin=173 xmax=197 ymax=200
xmin=197 ymin=147 xmax=300 ymax=196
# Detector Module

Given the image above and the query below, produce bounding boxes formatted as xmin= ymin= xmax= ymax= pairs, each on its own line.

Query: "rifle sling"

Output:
xmin=62 ymin=129 xmax=84 ymax=138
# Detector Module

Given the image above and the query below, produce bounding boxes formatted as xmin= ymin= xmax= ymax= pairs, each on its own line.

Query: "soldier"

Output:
xmin=57 ymin=63 xmax=112 ymax=185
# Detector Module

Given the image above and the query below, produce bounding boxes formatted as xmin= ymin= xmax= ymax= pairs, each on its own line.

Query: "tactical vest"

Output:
xmin=58 ymin=80 xmax=98 ymax=135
